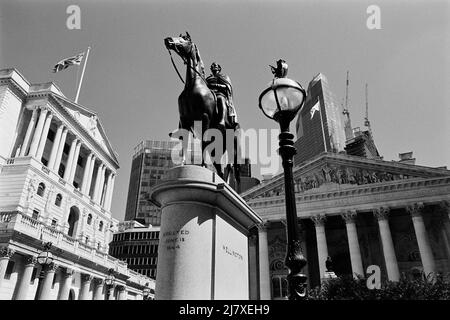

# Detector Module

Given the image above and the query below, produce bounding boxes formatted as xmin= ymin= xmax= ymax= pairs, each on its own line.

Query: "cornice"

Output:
xmin=242 ymin=152 xmax=450 ymax=201
xmin=247 ymin=176 xmax=450 ymax=210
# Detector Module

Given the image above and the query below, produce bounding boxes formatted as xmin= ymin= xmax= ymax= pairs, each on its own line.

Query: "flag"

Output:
xmin=310 ymin=99 xmax=320 ymax=119
xmin=52 ymin=52 xmax=84 ymax=73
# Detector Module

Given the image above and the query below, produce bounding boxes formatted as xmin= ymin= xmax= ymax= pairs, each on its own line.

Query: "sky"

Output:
xmin=1 ymin=0 xmax=449 ymax=221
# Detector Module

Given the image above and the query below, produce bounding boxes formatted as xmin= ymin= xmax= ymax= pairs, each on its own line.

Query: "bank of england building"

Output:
xmin=0 ymin=68 xmax=154 ymax=300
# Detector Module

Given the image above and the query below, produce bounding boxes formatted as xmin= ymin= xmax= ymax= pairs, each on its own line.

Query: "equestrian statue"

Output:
xmin=164 ymin=32 xmax=241 ymax=192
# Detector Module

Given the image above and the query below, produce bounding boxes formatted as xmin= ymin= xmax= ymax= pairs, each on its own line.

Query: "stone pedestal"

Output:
xmin=151 ymin=165 xmax=262 ymax=300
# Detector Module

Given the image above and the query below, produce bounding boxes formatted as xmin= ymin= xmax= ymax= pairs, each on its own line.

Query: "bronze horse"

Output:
xmin=164 ymin=32 xmax=241 ymax=191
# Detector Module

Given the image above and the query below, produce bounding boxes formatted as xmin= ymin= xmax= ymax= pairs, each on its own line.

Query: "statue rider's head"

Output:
xmin=210 ymin=62 xmax=221 ymax=75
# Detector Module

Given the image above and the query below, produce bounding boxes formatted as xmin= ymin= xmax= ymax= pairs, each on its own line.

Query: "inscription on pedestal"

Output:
xmin=163 ymin=229 xmax=190 ymax=250
xmin=222 ymin=245 xmax=243 ymax=261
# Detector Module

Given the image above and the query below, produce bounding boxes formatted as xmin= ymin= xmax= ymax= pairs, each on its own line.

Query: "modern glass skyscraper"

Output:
xmin=124 ymin=140 xmax=201 ymax=225
xmin=294 ymin=73 xmax=347 ymax=166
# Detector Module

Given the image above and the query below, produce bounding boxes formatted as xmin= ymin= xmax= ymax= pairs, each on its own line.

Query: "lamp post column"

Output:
xmin=278 ymin=119 xmax=307 ymax=300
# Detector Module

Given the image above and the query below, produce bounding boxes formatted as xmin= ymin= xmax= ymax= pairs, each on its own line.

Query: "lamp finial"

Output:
xmin=270 ymin=59 xmax=288 ymax=78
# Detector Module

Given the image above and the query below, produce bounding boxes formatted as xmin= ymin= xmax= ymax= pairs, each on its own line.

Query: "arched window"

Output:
xmin=99 ymin=221 xmax=104 ymax=232
xmin=67 ymin=206 xmax=80 ymax=238
xmin=37 ymin=183 xmax=45 ymax=196
xmin=87 ymin=214 xmax=92 ymax=225
xmin=55 ymin=194 xmax=62 ymax=207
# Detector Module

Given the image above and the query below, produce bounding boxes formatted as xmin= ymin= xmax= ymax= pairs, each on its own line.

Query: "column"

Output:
xmin=106 ymin=174 xmax=116 ymax=211
xmin=37 ymin=263 xmax=59 ymax=300
xmin=439 ymin=201 xmax=450 ymax=259
xmin=311 ymin=215 xmax=328 ymax=281
xmin=63 ymin=138 xmax=78 ymax=181
xmin=97 ymin=165 xmax=107 ymax=204
xmin=68 ymin=141 xmax=81 ymax=185
xmin=28 ymin=107 xmax=48 ymax=157
xmin=35 ymin=112 xmax=53 ymax=161
xmin=48 ymin=124 xmax=64 ymax=169
xmin=79 ymin=274 xmax=93 ymax=300
xmin=102 ymin=172 xmax=112 ymax=207
xmin=0 ymin=247 xmax=15 ymax=289
xmin=15 ymin=256 xmax=37 ymax=300
xmin=93 ymin=164 xmax=104 ymax=203
xmin=57 ymin=268 xmax=74 ymax=300
xmin=81 ymin=153 xmax=93 ymax=194
xmin=341 ymin=210 xmax=364 ymax=278
xmin=107 ymin=284 xmax=116 ymax=300
xmin=85 ymin=155 xmax=96 ymax=197
xmin=374 ymin=207 xmax=400 ymax=281
xmin=93 ymin=278 xmax=105 ymax=300
xmin=20 ymin=108 xmax=38 ymax=156
xmin=407 ymin=203 xmax=436 ymax=278
xmin=118 ymin=286 xmax=127 ymax=300
xmin=257 ymin=223 xmax=271 ymax=300
xmin=53 ymin=128 xmax=68 ymax=172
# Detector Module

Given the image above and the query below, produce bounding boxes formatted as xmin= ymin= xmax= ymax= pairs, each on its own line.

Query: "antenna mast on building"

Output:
xmin=364 ymin=83 xmax=372 ymax=136
xmin=343 ymin=71 xmax=354 ymax=140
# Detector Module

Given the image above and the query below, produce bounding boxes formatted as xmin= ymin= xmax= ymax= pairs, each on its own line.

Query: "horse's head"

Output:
xmin=164 ymin=32 xmax=194 ymax=59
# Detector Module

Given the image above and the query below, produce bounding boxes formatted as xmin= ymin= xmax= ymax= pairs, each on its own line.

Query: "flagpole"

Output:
xmin=318 ymin=96 xmax=328 ymax=152
xmin=75 ymin=46 xmax=90 ymax=104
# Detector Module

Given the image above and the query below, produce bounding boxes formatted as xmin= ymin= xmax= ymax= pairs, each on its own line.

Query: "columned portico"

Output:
xmin=341 ymin=210 xmax=364 ymax=278
xmin=407 ymin=203 xmax=436 ymax=278
xmin=15 ymin=256 xmax=37 ymax=300
xmin=79 ymin=273 xmax=93 ymax=300
xmin=373 ymin=207 xmax=400 ymax=281
xmin=57 ymin=268 xmax=74 ymax=300
xmin=257 ymin=223 xmax=271 ymax=300
xmin=37 ymin=263 xmax=59 ymax=300
xmin=311 ymin=215 xmax=328 ymax=281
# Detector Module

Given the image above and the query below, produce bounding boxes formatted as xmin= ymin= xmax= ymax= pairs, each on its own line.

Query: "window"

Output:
xmin=97 ymin=242 xmax=101 ymax=250
xmin=98 ymin=221 xmax=103 ymax=232
xmin=87 ymin=214 xmax=92 ymax=225
xmin=51 ymin=219 xmax=58 ymax=228
xmin=37 ymin=183 xmax=45 ymax=196
xmin=32 ymin=210 xmax=40 ymax=220
xmin=85 ymin=236 xmax=89 ymax=244
xmin=4 ymin=261 xmax=15 ymax=280
xmin=55 ymin=193 xmax=62 ymax=207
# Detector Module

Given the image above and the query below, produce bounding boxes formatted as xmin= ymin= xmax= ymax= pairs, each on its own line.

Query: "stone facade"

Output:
xmin=243 ymin=152 xmax=450 ymax=299
xmin=0 ymin=68 xmax=154 ymax=300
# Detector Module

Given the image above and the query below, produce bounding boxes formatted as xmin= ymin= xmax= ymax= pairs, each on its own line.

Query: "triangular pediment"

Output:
xmin=242 ymin=152 xmax=450 ymax=201
xmin=52 ymin=95 xmax=119 ymax=166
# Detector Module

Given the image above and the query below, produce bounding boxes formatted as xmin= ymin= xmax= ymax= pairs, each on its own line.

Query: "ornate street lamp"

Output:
xmin=37 ymin=242 xmax=54 ymax=266
xmin=258 ymin=59 xmax=308 ymax=300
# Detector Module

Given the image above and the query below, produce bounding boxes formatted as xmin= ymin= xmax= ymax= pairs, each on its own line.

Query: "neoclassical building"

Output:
xmin=243 ymin=152 xmax=450 ymax=299
xmin=0 ymin=68 xmax=154 ymax=300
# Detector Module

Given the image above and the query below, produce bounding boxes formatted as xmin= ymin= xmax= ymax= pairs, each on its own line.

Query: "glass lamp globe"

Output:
xmin=37 ymin=250 xmax=53 ymax=265
xmin=258 ymin=77 xmax=306 ymax=124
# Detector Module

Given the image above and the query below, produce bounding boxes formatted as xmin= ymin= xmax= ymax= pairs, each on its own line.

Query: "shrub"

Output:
xmin=307 ymin=273 xmax=450 ymax=300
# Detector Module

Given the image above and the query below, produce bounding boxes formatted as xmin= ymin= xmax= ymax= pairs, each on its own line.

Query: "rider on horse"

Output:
xmin=206 ymin=63 xmax=238 ymax=129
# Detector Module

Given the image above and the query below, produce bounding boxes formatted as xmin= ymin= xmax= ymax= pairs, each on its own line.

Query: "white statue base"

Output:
xmin=151 ymin=165 xmax=262 ymax=300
